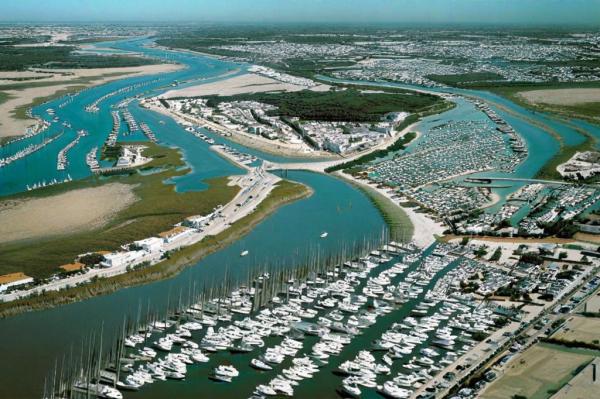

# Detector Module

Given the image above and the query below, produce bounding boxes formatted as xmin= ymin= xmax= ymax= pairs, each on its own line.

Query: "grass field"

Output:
xmin=481 ymin=343 xmax=594 ymax=399
xmin=0 ymin=179 xmax=312 ymax=318
xmin=0 ymin=142 xmax=239 ymax=278
xmin=553 ymin=315 xmax=600 ymax=345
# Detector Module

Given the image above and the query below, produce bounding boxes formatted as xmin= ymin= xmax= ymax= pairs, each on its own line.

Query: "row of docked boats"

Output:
xmin=57 ymin=129 xmax=87 ymax=170
xmin=0 ymin=131 xmax=64 ymax=168
xmin=184 ymin=126 xmax=216 ymax=144
xmin=105 ymin=110 xmax=120 ymax=147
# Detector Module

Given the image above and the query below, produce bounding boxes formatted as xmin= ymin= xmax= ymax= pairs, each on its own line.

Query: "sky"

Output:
xmin=1 ymin=0 xmax=599 ymax=25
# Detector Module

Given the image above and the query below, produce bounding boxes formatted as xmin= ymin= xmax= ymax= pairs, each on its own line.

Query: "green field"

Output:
xmin=204 ymin=87 xmax=441 ymax=123
xmin=0 ymin=143 xmax=239 ymax=278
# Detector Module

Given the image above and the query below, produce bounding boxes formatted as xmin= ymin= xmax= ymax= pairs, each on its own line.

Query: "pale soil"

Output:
xmin=0 ymin=63 xmax=183 ymax=138
xmin=0 ymin=183 xmax=138 ymax=243
xmin=481 ymin=344 xmax=592 ymax=399
xmin=554 ymin=315 xmax=600 ymax=344
xmin=573 ymin=232 xmax=600 ymax=245
xmin=518 ymin=88 xmax=600 ymax=106
xmin=582 ymin=292 xmax=600 ymax=313
xmin=160 ymin=72 xmax=330 ymax=98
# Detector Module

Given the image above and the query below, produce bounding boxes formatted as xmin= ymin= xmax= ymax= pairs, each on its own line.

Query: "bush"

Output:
xmin=79 ymin=253 xmax=104 ymax=266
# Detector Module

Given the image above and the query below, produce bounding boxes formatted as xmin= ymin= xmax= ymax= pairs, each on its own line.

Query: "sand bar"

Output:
xmin=161 ymin=72 xmax=330 ymax=98
xmin=0 ymin=183 xmax=138 ymax=243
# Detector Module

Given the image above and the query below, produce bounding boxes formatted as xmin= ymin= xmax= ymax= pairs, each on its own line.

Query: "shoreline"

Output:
xmin=335 ymin=171 xmax=414 ymax=242
xmin=337 ymin=171 xmax=445 ymax=248
xmin=0 ymin=63 xmax=184 ymax=139
xmin=0 ymin=178 xmax=313 ymax=319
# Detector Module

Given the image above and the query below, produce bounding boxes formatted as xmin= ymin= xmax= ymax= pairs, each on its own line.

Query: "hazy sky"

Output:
xmin=1 ymin=0 xmax=599 ymax=25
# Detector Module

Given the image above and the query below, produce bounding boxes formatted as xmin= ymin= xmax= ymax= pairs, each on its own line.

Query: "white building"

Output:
xmin=159 ymin=226 xmax=195 ymax=244
xmin=184 ymin=215 xmax=211 ymax=229
xmin=134 ymin=237 xmax=164 ymax=253
xmin=100 ymin=251 xmax=146 ymax=268
xmin=0 ymin=273 xmax=34 ymax=293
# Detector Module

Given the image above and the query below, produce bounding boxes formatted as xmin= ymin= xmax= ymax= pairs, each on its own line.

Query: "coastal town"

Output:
xmin=0 ymin=10 xmax=600 ymax=399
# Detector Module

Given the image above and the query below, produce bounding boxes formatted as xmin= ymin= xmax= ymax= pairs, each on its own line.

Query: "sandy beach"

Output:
xmin=0 ymin=63 xmax=183 ymax=138
xmin=339 ymin=172 xmax=445 ymax=247
xmin=518 ymin=88 xmax=600 ymax=106
xmin=0 ymin=183 xmax=138 ymax=243
xmin=161 ymin=72 xmax=330 ymax=98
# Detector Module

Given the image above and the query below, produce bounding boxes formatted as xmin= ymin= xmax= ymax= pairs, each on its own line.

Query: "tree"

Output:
xmin=79 ymin=253 xmax=104 ymax=266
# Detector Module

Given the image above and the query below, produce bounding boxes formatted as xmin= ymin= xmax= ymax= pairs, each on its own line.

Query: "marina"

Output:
xmin=38 ymin=240 xmax=598 ymax=399
xmin=0 ymin=30 xmax=598 ymax=399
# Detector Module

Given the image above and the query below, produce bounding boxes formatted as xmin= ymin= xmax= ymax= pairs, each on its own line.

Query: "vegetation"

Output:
xmin=0 ymin=143 xmax=239 ymax=278
xmin=541 ymin=337 xmax=600 ymax=351
xmin=0 ymin=44 xmax=158 ymax=71
xmin=204 ymin=88 xmax=440 ymax=123
xmin=489 ymin=246 xmax=503 ymax=261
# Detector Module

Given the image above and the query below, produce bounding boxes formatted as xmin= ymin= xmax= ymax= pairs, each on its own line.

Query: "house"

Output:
xmin=0 ymin=272 xmax=34 ymax=293
xmin=100 ymin=251 xmax=146 ymax=268
xmin=158 ymin=226 xmax=194 ymax=244
xmin=59 ymin=262 xmax=86 ymax=274
xmin=134 ymin=237 xmax=164 ymax=253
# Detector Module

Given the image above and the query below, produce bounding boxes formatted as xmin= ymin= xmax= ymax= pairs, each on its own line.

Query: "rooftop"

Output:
xmin=0 ymin=272 xmax=33 ymax=285
xmin=59 ymin=262 xmax=85 ymax=273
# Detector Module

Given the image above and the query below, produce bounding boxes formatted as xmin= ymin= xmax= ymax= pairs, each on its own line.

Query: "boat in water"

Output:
xmin=320 ymin=232 xmax=328 ymax=238
xmin=240 ymin=250 xmax=249 ymax=257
